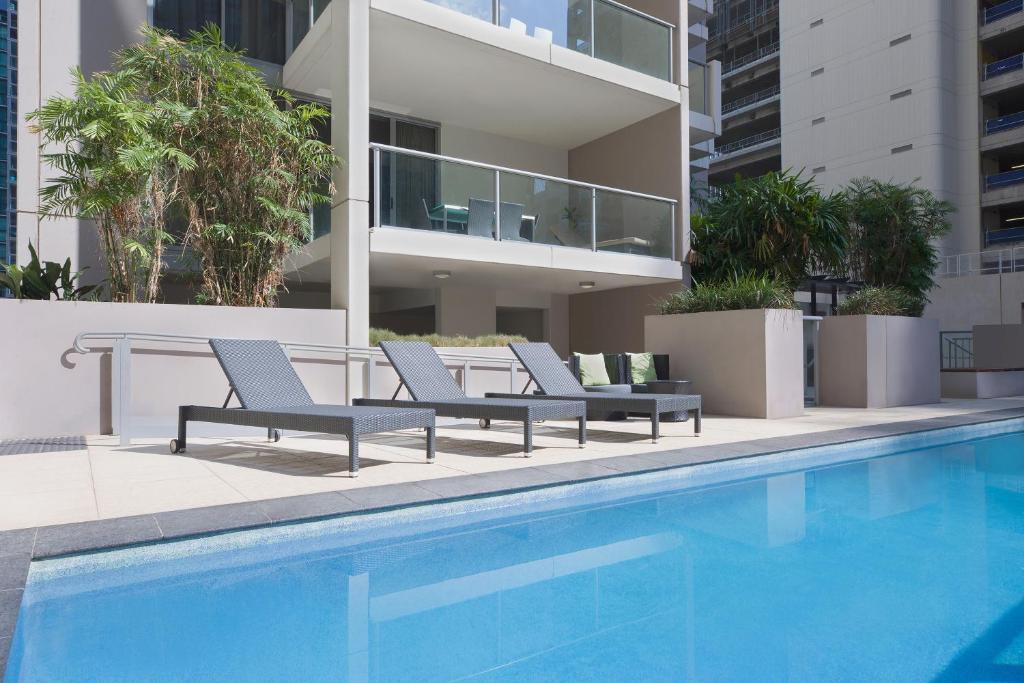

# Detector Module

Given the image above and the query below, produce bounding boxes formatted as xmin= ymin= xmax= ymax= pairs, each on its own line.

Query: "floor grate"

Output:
xmin=0 ymin=436 xmax=88 ymax=456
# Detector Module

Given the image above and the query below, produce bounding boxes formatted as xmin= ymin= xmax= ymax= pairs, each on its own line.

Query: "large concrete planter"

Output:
xmin=0 ymin=300 xmax=346 ymax=439
xmin=644 ymin=308 xmax=804 ymax=419
xmin=819 ymin=315 xmax=940 ymax=408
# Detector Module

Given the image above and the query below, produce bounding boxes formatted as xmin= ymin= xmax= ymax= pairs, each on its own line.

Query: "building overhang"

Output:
xmin=286 ymin=230 xmax=683 ymax=294
xmin=284 ymin=0 xmax=683 ymax=148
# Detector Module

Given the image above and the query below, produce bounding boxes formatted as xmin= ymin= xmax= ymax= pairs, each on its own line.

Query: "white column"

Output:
xmin=329 ymin=0 xmax=371 ymax=399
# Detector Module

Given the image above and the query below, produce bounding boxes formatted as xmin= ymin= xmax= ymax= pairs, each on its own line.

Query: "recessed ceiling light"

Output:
xmin=433 ymin=270 xmax=451 ymax=280
xmin=579 ymin=281 xmax=596 ymax=289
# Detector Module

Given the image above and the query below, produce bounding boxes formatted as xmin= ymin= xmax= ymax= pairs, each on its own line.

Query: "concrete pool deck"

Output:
xmin=3 ymin=398 xmax=1024 ymax=674
xmin=3 ymin=398 xmax=1024 ymax=534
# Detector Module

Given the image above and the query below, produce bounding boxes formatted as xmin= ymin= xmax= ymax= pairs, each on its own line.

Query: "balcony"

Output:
xmin=372 ymin=144 xmax=676 ymax=260
xmin=722 ymin=84 xmax=780 ymax=117
xmin=983 ymin=169 xmax=1024 ymax=208
xmin=285 ymin=0 xmax=681 ymax=149
xmin=984 ymin=0 xmax=1023 ymax=25
xmin=710 ymin=128 xmax=780 ymax=160
xmin=721 ymin=42 xmax=780 ymax=78
xmin=422 ymin=0 xmax=674 ymax=81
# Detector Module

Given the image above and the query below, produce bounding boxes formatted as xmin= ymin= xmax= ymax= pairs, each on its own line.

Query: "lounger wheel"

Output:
xmin=169 ymin=439 xmax=184 ymax=454
xmin=479 ymin=418 xmax=491 ymax=429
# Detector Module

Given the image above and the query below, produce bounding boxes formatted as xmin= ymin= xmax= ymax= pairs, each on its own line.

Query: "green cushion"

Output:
xmin=628 ymin=352 xmax=658 ymax=383
xmin=575 ymin=352 xmax=611 ymax=386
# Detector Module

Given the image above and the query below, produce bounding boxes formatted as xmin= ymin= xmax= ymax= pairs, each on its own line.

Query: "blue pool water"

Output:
xmin=7 ymin=427 xmax=1024 ymax=681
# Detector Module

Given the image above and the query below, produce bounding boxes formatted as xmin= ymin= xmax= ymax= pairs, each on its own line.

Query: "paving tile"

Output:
xmin=0 ymin=589 xmax=22 ymax=642
xmin=340 ymin=483 xmax=442 ymax=511
xmin=155 ymin=503 xmax=271 ymax=540
xmin=256 ymin=492 xmax=361 ymax=524
xmin=33 ymin=515 xmax=162 ymax=559
xmin=533 ymin=460 xmax=622 ymax=482
xmin=0 ymin=554 xmax=30 ymax=591
xmin=416 ymin=468 xmax=565 ymax=499
xmin=589 ymin=454 xmax=667 ymax=474
xmin=0 ymin=530 xmax=35 ymax=559
xmin=0 ymin=636 xmax=11 ymax=679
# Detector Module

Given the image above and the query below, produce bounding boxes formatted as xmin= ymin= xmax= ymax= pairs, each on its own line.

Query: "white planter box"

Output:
xmin=644 ymin=308 xmax=804 ymax=419
xmin=820 ymin=315 xmax=940 ymax=408
xmin=941 ymin=370 xmax=1024 ymax=399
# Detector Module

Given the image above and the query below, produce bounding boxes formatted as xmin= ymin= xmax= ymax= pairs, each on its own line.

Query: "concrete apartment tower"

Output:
xmin=16 ymin=0 xmax=721 ymax=355
xmin=707 ymin=0 xmax=1024 ymax=332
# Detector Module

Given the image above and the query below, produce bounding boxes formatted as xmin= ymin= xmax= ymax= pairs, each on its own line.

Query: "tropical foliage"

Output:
xmin=843 ymin=178 xmax=953 ymax=311
xmin=837 ymin=286 xmax=921 ymax=317
xmin=657 ymin=274 xmax=797 ymax=314
xmin=369 ymin=328 xmax=528 ymax=347
xmin=0 ymin=244 xmax=100 ymax=300
xmin=29 ymin=25 xmax=335 ymax=307
xmin=689 ymin=170 xmax=847 ymax=285
xmin=28 ymin=53 xmax=192 ymax=302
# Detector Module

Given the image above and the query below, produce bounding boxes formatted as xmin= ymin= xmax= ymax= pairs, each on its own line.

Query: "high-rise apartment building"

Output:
xmin=0 ymin=0 xmax=15 ymax=266
xmin=705 ymin=0 xmax=1024 ymax=333
xmin=18 ymin=1 xmax=720 ymax=354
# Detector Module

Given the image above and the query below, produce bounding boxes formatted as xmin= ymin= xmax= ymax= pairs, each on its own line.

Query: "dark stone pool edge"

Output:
xmin=3 ymin=405 xmax=1024 ymax=673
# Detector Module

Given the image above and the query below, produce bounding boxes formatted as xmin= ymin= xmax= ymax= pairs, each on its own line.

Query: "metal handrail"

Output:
xmin=74 ymin=331 xmax=526 ymax=446
xmin=710 ymin=128 xmax=781 ymax=158
xmin=722 ymin=84 xmax=780 ymax=114
xmin=721 ymin=41 xmax=780 ymax=76
xmin=937 ymin=246 xmax=1024 ymax=278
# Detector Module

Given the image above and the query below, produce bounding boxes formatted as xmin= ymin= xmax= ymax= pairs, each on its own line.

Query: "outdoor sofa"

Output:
xmin=486 ymin=342 xmax=702 ymax=442
xmin=354 ymin=341 xmax=587 ymax=456
xmin=172 ymin=338 xmax=436 ymax=476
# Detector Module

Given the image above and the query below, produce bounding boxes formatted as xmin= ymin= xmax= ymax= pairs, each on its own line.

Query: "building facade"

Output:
xmin=0 ymin=0 xmax=15 ymax=265
xmin=17 ymin=0 xmax=720 ymax=354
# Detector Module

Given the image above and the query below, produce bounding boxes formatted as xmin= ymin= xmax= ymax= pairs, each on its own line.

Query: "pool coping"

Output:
xmin=3 ymin=405 xmax=1024 ymax=672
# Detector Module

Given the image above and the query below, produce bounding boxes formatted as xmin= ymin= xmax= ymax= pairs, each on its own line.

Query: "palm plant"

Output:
xmin=0 ymin=243 xmax=100 ymax=300
xmin=843 ymin=178 xmax=953 ymax=311
xmin=689 ymin=170 xmax=848 ymax=285
xmin=125 ymin=25 xmax=335 ymax=307
xmin=28 ymin=61 xmax=193 ymax=302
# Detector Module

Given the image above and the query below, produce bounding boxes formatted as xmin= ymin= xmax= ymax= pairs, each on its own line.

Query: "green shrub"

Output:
xmin=657 ymin=274 xmax=797 ymax=315
xmin=837 ymin=286 xmax=923 ymax=317
xmin=369 ymin=328 xmax=527 ymax=347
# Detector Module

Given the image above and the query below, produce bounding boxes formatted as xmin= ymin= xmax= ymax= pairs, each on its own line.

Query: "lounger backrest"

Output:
xmin=209 ymin=338 xmax=315 ymax=410
xmin=378 ymin=341 xmax=467 ymax=402
xmin=509 ymin=342 xmax=586 ymax=396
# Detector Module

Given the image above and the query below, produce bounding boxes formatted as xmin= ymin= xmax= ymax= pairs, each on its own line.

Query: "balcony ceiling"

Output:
xmin=285 ymin=231 xmax=683 ymax=294
xmin=285 ymin=0 xmax=682 ymax=149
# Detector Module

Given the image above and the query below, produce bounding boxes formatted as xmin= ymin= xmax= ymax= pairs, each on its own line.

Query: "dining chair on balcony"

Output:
xmin=467 ymin=198 xmax=496 ymax=238
xmin=499 ymin=202 xmax=526 ymax=241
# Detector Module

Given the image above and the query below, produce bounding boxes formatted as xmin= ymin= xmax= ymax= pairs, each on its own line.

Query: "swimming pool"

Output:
xmin=6 ymin=422 xmax=1024 ymax=681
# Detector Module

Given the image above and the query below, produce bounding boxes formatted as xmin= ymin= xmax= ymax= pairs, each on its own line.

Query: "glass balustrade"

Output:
xmin=689 ymin=61 xmax=708 ymax=114
xmin=594 ymin=190 xmax=674 ymax=258
xmin=424 ymin=0 xmax=672 ymax=81
xmin=372 ymin=145 xmax=675 ymax=259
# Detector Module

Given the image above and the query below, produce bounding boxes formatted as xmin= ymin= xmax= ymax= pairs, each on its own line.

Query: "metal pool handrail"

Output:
xmin=73 ymin=331 xmax=525 ymax=446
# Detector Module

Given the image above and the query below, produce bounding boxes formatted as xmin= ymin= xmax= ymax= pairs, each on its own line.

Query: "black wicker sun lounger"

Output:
xmin=487 ymin=342 xmax=702 ymax=442
xmin=171 ymin=338 xmax=436 ymax=476
xmin=354 ymin=341 xmax=587 ymax=456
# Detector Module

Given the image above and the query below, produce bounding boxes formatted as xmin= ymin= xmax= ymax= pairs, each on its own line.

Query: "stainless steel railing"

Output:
xmin=74 ymin=331 xmax=525 ymax=446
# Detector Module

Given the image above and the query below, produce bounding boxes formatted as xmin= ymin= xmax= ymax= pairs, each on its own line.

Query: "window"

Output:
xmin=153 ymin=0 xmax=221 ymax=39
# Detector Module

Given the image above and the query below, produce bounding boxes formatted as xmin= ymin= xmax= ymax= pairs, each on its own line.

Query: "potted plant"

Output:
xmin=645 ymin=275 xmax=804 ymax=419
xmin=818 ymin=179 xmax=952 ymax=408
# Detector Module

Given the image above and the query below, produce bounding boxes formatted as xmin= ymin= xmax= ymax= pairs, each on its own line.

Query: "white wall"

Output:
xmin=439 ymin=124 xmax=569 ymax=177
xmin=780 ymin=0 xmax=981 ymax=255
xmin=926 ymin=272 xmax=1024 ymax=331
